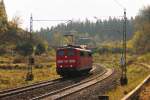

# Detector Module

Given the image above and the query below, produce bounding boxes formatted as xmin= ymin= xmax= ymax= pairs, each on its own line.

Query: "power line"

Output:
xmin=33 ymin=19 xmax=72 ymax=22
xmin=113 ymin=0 xmax=125 ymax=9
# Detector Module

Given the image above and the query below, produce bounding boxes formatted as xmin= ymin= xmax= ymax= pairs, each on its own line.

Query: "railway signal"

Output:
xmin=113 ymin=0 xmax=128 ymax=85
xmin=26 ymin=14 xmax=34 ymax=81
xmin=120 ymin=9 xmax=128 ymax=85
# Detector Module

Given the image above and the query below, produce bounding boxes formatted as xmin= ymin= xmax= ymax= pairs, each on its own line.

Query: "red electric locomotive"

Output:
xmin=56 ymin=45 xmax=93 ymax=76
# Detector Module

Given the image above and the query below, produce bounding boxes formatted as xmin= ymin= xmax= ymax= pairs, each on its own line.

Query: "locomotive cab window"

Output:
xmin=88 ymin=52 xmax=92 ymax=57
xmin=80 ymin=51 xmax=85 ymax=56
xmin=67 ymin=49 xmax=75 ymax=56
xmin=57 ymin=50 xmax=65 ymax=56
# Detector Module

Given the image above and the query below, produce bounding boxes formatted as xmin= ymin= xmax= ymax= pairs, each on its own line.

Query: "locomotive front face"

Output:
xmin=56 ymin=48 xmax=78 ymax=68
xmin=56 ymin=48 xmax=79 ymax=76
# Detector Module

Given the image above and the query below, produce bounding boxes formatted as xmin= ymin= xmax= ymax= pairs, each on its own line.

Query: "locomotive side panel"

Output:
xmin=56 ymin=46 xmax=93 ymax=76
xmin=77 ymin=51 xmax=92 ymax=71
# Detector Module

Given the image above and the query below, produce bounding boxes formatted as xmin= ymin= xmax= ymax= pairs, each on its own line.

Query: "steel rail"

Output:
xmin=32 ymin=68 xmax=114 ymax=100
xmin=0 ymin=78 xmax=63 ymax=98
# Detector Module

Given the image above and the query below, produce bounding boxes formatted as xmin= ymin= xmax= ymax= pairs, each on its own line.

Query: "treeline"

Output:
xmin=37 ymin=6 xmax=150 ymax=54
xmin=1 ymin=0 xmax=149 ymax=56
xmin=130 ymin=6 xmax=150 ymax=54
xmin=37 ymin=17 xmax=134 ymax=47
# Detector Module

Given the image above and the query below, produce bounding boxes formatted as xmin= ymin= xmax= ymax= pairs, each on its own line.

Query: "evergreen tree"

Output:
xmin=36 ymin=18 xmax=134 ymax=46
xmin=0 ymin=0 xmax=8 ymax=33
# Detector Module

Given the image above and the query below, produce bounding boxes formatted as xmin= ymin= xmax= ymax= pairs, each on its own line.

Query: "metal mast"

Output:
xmin=120 ymin=9 xmax=128 ymax=85
xmin=26 ymin=14 xmax=34 ymax=81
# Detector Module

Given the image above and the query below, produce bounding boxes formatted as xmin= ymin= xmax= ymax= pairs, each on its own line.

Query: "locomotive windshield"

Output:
xmin=57 ymin=50 xmax=65 ymax=56
xmin=67 ymin=49 xmax=75 ymax=56
xmin=57 ymin=48 xmax=75 ymax=56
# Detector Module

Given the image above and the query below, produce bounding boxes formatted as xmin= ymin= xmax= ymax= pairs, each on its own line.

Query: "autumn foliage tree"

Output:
xmin=16 ymin=41 xmax=34 ymax=56
xmin=0 ymin=0 xmax=8 ymax=34
xmin=131 ymin=6 xmax=150 ymax=54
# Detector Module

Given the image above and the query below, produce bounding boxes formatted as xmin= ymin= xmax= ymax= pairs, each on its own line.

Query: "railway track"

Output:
xmin=0 ymin=78 xmax=67 ymax=99
xmin=0 ymin=76 xmax=89 ymax=100
xmin=0 ymin=64 xmax=105 ymax=100
xmin=32 ymin=68 xmax=114 ymax=100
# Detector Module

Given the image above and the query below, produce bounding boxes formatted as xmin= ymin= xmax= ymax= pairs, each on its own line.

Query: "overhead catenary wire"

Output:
xmin=33 ymin=19 xmax=72 ymax=22
xmin=113 ymin=0 xmax=125 ymax=9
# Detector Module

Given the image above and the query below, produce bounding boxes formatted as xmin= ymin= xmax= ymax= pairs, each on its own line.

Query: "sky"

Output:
xmin=4 ymin=0 xmax=150 ymax=30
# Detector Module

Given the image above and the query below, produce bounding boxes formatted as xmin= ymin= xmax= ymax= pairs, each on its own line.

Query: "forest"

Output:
xmin=37 ymin=17 xmax=134 ymax=48
xmin=0 ymin=0 xmax=150 ymax=55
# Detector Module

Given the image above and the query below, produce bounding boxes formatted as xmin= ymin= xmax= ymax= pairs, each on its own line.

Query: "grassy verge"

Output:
xmin=93 ymin=53 xmax=150 ymax=100
xmin=0 ymin=63 xmax=59 ymax=90
xmin=106 ymin=64 xmax=150 ymax=100
xmin=136 ymin=53 xmax=150 ymax=64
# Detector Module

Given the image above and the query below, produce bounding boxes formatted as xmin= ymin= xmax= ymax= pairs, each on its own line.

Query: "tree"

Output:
xmin=0 ymin=0 xmax=8 ymax=33
xmin=35 ymin=43 xmax=47 ymax=55
xmin=131 ymin=6 xmax=150 ymax=54
xmin=9 ymin=15 xmax=22 ymax=29
xmin=16 ymin=41 xmax=34 ymax=56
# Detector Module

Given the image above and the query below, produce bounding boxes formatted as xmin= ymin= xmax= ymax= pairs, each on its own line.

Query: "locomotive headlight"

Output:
xmin=69 ymin=60 xmax=76 ymax=63
xmin=57 ymin=60 xmax=63 ymax=63
xmin=60 ymin=65 xmax=63 ymax=68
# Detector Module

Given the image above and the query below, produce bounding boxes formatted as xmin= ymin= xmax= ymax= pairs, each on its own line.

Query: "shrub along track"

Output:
xmin=0 ymin=64 xmax=105 ymax=100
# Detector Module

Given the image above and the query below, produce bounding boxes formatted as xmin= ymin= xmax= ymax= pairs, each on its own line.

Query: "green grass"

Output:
xmin=137 ymin=53 xmax=150 ymax=64
xmin=0 ymin=64 xmax=59 ymax=90
xmin=0 ymin=55 xmax=14 ymax=63
xmin=0 ymin=69 xmax=27 ymax=90
xmin=106 ymin=64 xmax=150 ymax=100
xmin=0 ymin=53 xmax=59 ymax=91
xmin=93 ymin=53 xmax=150 ymax=100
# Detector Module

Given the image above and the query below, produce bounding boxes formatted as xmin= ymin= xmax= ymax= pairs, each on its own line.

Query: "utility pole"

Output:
xmin=30 ymin=14 xmax=33 ymax=40
xmin=120 ymin=9 xmax=128 ymax=85
xmin=26 ymin=14 xmax=34 ymax=81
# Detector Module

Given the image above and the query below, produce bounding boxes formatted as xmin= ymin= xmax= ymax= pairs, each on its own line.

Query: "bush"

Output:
xmin=16 ymin=41 xmax=34 ymax=56
xmin=35 ymin=43 xmax=47 ymax=55
xmin=0 ymin=48 xmax=6 ymax=55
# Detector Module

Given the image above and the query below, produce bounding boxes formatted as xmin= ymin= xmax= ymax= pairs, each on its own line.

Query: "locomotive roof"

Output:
xmin=58 ymin=45 xmax=92 ymax=52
